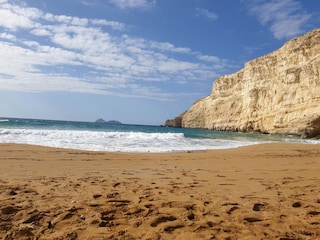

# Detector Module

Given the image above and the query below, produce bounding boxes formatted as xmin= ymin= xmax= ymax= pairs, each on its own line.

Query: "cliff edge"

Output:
xmin=168 ymin=28 xmax=320 ymax=138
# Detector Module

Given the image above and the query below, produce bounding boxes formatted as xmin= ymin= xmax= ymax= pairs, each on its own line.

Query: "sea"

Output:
xmin=0 ymin=118 xmax=319 ymax=153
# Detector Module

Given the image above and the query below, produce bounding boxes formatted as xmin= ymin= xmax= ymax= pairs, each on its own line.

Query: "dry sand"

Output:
xmin=1 ymin=143 xmax=320 ymax=240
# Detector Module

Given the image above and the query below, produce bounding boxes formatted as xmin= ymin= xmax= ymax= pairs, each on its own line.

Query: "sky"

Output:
xmin=0 ymin=0 xmax=319 ymax=125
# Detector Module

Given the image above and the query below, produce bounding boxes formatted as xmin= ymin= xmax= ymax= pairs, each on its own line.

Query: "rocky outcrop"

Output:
xmin=164 ymin=112 xmax=185 ymax=128
xmin=178 ymin=28 xmax=320 ymax=138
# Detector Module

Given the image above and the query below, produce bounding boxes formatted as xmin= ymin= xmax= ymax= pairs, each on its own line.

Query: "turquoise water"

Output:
xmin=0 ymin=118 xmax=317 ymax=152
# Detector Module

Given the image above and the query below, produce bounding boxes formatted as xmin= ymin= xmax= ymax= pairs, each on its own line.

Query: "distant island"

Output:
xmin=94 ymin=119 xmax=122 ymax=124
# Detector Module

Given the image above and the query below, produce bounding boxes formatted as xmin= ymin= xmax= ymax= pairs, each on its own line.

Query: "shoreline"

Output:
xmin=1 ymin=143 xmax=320 ymax=239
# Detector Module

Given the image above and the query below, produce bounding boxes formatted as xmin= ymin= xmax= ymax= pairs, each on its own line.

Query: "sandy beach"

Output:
xmin=1 ymin=143 xmax=320 ymax=240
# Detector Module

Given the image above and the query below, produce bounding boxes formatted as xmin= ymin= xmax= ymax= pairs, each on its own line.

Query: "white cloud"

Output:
xmin=198 ymin=55 xmax=220 ymax=63
xmin=90 ymin=19 xmax=126 ymax=31
xmin=0 ymin=32 xmax=17 ymax=41
xmin=0 ymin=3 xmax=41 ymax=30
xmin=109 ymin=0 xmax=156 ymax=9
xmin=31 ymin=28 xmax=51 ymax=37
xmin=247 ymin=0 xmax=313 ymax=39
xmin=43 ymin=13 xmax=126 ymax=31
xmin=150 ymin=41 xmax=191 ymax=54
xmin=195 ymin=8 xmax=218 ymax=21
xmin=0 ymin=1 xmax=228 ymax=100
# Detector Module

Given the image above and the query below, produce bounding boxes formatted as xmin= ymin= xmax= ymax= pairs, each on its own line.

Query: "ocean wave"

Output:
xmin=0 ymin=128 xmax=259 ymax=152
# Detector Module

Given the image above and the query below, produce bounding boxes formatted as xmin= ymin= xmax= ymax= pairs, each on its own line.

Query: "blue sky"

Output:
xmin=0 ymin=0 xmax=319 ymax=125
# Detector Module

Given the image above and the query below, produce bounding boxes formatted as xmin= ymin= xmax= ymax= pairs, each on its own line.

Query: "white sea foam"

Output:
xmin=0 ymin=128 xmax=260 ymax=152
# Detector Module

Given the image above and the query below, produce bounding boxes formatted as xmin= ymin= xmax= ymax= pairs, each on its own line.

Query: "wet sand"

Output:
xmin=1 ymin=143 xmax=320 ymax=239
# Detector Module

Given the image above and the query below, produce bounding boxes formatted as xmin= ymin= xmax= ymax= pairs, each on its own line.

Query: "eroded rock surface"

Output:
xmin=178 ymin=28 xmax=320 ymax=138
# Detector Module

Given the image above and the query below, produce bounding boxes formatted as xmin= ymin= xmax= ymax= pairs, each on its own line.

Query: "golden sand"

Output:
xmin=1 ymin=143 xmax=320 ymax=239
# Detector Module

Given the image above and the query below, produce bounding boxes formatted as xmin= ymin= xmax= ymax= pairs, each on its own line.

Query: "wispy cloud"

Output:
xmin=0 ymin=1 xmax=230 ymax=100
xmin=195 ymin=8 xmax=218 ymax=21
xmin=108 ymin=0 xmax=156 ymax=9
xmin=246 ymin=0 xmax=313 ymax=39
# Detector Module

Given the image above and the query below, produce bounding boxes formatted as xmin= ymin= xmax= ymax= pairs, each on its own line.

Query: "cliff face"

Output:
xmin=181 ymin=28 xmax=320 ymax=138
xmin=164 ymin=112 xmax=185 ymax=128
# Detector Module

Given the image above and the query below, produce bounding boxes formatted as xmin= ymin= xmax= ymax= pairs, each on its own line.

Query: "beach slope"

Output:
xmin=1 ymin=143 xmax=320 ymax=239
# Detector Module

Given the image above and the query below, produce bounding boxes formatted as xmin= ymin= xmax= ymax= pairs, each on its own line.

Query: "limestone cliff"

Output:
xmin=179 ymin=28 xmax=320 ymax=138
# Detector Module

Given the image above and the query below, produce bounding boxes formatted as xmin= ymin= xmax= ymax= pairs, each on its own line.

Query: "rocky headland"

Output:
xmin=166 ymin=28 xmax=320 ymax=138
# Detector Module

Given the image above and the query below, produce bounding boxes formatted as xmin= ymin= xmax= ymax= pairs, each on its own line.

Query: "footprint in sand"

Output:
xmin=22 ymin=210 xmax=45 ymax=224
xmin=252 ymin=203 xmax=268 ymax=211
xmin=292 ymin=201 xmax=302 ymax=208
xmin=187 ymin=212 xmax=195 ymax=221
xmin=244 ymin=217 xmax=263 ymax=223
xmin=150 ymin=215 xmax=177 ymax=227
xmin=308 ymin=211 xmax=320 ymax=216
xmin=163 ymin=224 xmax=184 ymax=233
xmin=226 ymin=206 xmax=239 ymax=215
xmin=1 ymin=206 xmax=20 ymax=215
xmin=150 ymin=215 xmax=185 ymax=234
